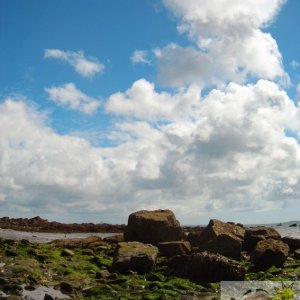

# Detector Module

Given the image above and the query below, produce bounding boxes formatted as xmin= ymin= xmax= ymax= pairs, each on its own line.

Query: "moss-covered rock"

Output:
xmin=113 ymin=242 xmax=158 ymax=274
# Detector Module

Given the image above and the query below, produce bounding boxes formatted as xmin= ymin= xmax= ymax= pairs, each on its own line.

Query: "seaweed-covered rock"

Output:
xmin=244 ymin=226 xmax=281 ymax=251
xmin=124 ymin=209 xmax=184 ymax=245
xmin=158 ymin=241 xmax=191 ymax=257
xmin=113 ymin=241 xmax=158 ymax=274
xmin=103 ymin=234 xmax=124 ymax=244
xmin=168 ymin=252 xmax=245 ymax=282
xmin=195 ymin=219 xmax=245 ymax=260
xmin=250 ymin=238 xmax=289 ymax=270
xmin=50 ymin=236 xmax=108 ymax=249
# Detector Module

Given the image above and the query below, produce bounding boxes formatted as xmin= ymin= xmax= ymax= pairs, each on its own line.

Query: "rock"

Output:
xmin=36 ymin=254 xmax=49 ymax=262
xmin=294 ymin=248 xmax=300 ymax=259
xmin=244 ymin=226 xmax=281 ymax=251
xmin=0 ymin=277 xmax=9 ymax=285
xmin=44 ymin=294 xmax=55 ymax=300
xmin=103 ymin=234 xmax=124 ymax=244
xmin=50 ymin=236 xmax=109 ymax=249
xmin=60 ymin=282 xmax=73 ymax=294
xmin=124 ymin=209 xmax=184 ymax=245
xmin=187 ymin=228 xmax=205 ymax=247
xmin=113 ymin=241 xmax=158 ymax=274
xmin=158 ymin=241 xmax=191 ymax=257
xmin=83 ymin=284 xmax=118 ymax=298
xmin=2 ymin=284 xmax=23 ymax=295
xmin=95 ymin=269 xmax=110 ymax=279
xmin=195 ymin=219 xmax=245 ymax=260
xmin=250 ymin=238 xmax=289 ymax=270
xmin=282 ymin=236 xmax=300 ymax=250
xmin=5 ymin=249 xmax=18 ymax=257
xmin=168 ymin=251 xmax=245 ymax=282
xmin=289 ymin=223 xmax=297 ymax=227
xmin=61 ymin=249 xmax=74 ymax=257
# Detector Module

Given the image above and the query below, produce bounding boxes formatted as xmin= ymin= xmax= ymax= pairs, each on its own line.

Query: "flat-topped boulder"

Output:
xmin=113 ymin=241 xmax=158 ymax=274
xmin=124 ymin=209 xmax=184 ymax=245
xmin=168 ymin=252 xmax=245 ymax=283
xmin=250 ymin=238 xmax=289 ymax=270
xmin=195 ymin=219 xmax=245 ymax=260
xmin=244 ymin=226 xmax=281 ymax=251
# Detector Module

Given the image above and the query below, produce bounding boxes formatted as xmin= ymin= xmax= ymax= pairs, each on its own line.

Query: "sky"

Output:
xmin=1 ymin=0 xmax=300 ymax=225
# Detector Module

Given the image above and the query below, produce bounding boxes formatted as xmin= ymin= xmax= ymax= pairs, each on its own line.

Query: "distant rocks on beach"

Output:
xmin=0 ymin=216 xmax=125 ymax=233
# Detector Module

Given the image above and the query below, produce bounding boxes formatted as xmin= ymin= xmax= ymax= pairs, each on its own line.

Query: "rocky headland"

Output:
xmin=0 ymin=209 xmax=299 ymax=299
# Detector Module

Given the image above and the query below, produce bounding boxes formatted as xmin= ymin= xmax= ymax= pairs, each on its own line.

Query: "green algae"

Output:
xmin=6 ymin=238 xmax=300 ymax=299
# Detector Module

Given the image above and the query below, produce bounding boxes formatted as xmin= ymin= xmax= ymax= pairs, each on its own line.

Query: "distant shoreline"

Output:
xmin=0 ymin=216 xmax=125 ymax=233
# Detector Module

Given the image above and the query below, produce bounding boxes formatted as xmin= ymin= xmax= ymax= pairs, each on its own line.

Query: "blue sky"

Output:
xmin=1 ymin=0 xmax=300 ymax=225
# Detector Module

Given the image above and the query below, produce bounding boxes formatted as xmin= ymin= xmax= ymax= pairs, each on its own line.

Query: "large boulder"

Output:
xmin=124 ymin=209 xmax=184 ymax=245
xmin=244 ymin=226 xmax=281 ymax=252
xmin=250 ymin=238 xmax=289 ymax=270
xmin=158 ymin=241 xmax=191 ymax=257
xmin=195 ymin=219 xmax=245 ymax=260
xmin=282 ymin=236 xmax=300 ymax=250
xmin=168 ymin=252 xmax=245 ymax=283
xmin=113 ymin=241 xmax=158 ymax=274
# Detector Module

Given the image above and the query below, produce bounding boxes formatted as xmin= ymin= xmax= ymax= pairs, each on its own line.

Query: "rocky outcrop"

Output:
xmin=168 ymin=252 xmax=245 ymax=282
xmin=244 ymin=226 xmax=281 ymax=251
xmin=250 ymin=238 xmax=289 ymax=270
xmin=282 ymin=236 xmax=300 ymax=250
xmin=0 ymin=216 xmax=125 ymax=233
xmin=194 ymin=219 xmax=245 ymax=260
xmin=113 ymin=241 xmax=158 ymax=274
xmin=158 ymin=241 xmax=191 ymax=257
xmin=124 ymin=209 xmax=184 ymax=245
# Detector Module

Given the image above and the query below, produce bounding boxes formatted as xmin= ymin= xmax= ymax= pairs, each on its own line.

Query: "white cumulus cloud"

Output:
xmin=157 ymin=0 xmax=288 ymax=87
xmin=44 ymin=49 xmax=104 ymax=78
xmin=106 ymin=78 xmax=200 ymax=121
xmin=131 ymin=50 xmax=151 ymax=65
xmin=45 ymin=83 xmax=101 ymax=114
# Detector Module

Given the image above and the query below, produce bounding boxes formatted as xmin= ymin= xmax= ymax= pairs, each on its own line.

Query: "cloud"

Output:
xmin=156 ymin=0 xmax=288 ymax=87
xmin=131 ymin=50 xmax=151 ymax=65
xmin=44 ymin=49 xmax=104 ymax=78
xmin=291 ymin=60 xmax=300 ymax=69
xmin=45 ymin=83 xmax=101 ymax=114
xmin=106 ymin=78 xmax=200 ymax=121
xmin=296 ymin=81 xmax=300 ymax=103
xmin=2 ymin=78 xmax=300 ymax=222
